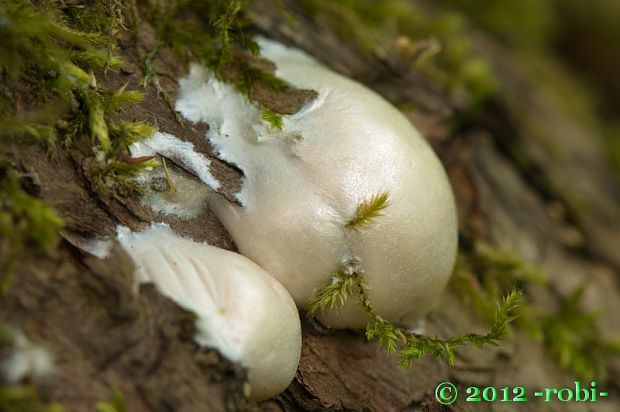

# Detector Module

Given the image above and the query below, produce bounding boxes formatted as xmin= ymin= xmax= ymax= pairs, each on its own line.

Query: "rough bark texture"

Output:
xmin=1 ymin=1 xmax=619 ymax=411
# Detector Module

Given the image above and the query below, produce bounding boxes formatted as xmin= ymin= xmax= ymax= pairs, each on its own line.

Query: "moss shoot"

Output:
xmin=0 ymin=0 xmax=159 ymax=198
xmin=453 ymin=249 xmax=620 ymax=381
xmin=307 ymin=259 xmax=522 ymax=367
xmin=0 ymin=160 xmax=63 ymax=293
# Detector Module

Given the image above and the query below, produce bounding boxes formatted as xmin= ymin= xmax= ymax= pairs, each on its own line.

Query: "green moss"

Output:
xmin=453 ymin=250 xmax=546 ymax=321
xmin=73 ymin=82 xmax=155 ymax=152
xmin=109 ymin=122 xmax=157 ymax=147
xmin=0 ymin=0 xmax=164 ymax=290
xmin=0 ymin=118 xmax=57 ymax=150
xmin=306 ymin=266 xmax=358 ymax=316
xmin=143 ymin=4 xmax=207 ymax=64
xmin=232 ymin=62 xmax=291 ymax=96
xmin=541 ymin=287 xmax=620 ymax=381
xmin=346 ymin=191 xmax=390 ymax=230
xmin=141 ymin=0 xmax=254 ymax=79
xmin=0 ymin=160 xmax=64 ymax=293
xmin=142 ymin=0 xmax=297 ymax=116
xmin=62 ymin=0 xmax=126 ymax=56
xmin=1 ymin=0 xmax=159 ymax=197
xmin=0 ymin=0 xmax=115 ymax=149
xmin=83 ymin=88 xmax=112 ymax=152
xmin=307 ymin=259 xmax=522 ymax=366
xmin=88 ymin=157 xmax=160 ymax=198
xmin=0 ymin=386 xmax=64 ymax=412
xmin=261 ymin=110 xmax=284 ymax=130
xmin=0 ymin=1 xmax=115 ymax=81
xmin=95 ymin=389 xmax=126 ymax=412
xmin=398 ymin=290 xmax=522 ymax=367
xmin=206 ymin=0 xmax=257 ymax=75
xmin=453 ymin=249 xmax=620 ymax=381
xmin=68 ymin=81 xmax=160 ymax=197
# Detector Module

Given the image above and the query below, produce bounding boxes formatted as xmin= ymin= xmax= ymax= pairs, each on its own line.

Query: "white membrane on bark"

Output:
xmin=172 ymin=38 xmax=458 ymax=329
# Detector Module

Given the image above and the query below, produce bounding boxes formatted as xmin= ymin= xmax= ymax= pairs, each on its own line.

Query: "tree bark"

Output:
xmin=2 ymin=1 xmax=619 ymax=411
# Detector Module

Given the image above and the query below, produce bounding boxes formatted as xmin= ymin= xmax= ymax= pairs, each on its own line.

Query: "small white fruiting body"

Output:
xmin=117 ymin=224 xmax=301 ymax=400
xmin=174 ymin=38 xmax=458 ymax=330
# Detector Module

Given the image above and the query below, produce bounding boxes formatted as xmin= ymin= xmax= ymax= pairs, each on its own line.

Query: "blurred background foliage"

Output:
xmin=442 ymin=0 xmax=620 ymax=174
xmin=298 ymin=0 xmax=620 ymax=176
xmin=446 ymin=0 xmax=620 ymax=112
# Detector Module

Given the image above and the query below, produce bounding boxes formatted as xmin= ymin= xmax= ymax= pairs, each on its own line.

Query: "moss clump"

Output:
xmin=71 ymin=81 xmax=159 ymax=197
xmin=230 ymin=60 xmax=291 ymax=97
xmin=0 ymin=0 xmax=159 ymax=197
xmin=140 ymin=0 xmax=256 ymax=79
xmin=0 ymin=0 xmax=162 ymax=292
xmin=141 ymin=0 xmax=300 ymax=116
xmin=0 ymin=0 xmax=119 ymax=150
xmin=0 ymin=160 xmax=63 ymax=293
xmin=204 ymin=0 xmax=258 ymax=75
xmin=541 ymin=287 xmax=620 ymax=381
xmin=453 ymin=249 xmax=620 ymax=381
xmin=88 ymin=157 xmax=160 ymax=198
xmin=62 ymin=0 xmax=126 ymax=56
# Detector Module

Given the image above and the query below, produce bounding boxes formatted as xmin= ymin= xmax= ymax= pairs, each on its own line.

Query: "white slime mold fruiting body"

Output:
xmin=175 ymin=39 xmax=458 ymax=329
xmin=117 ymin=224 xmax=301 ymax=400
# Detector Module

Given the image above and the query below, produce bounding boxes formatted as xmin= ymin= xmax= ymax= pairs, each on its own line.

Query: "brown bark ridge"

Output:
xmin=1 ymin=1 xmax=619 ymax=411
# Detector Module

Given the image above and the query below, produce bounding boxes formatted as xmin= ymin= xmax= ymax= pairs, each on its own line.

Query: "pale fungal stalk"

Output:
xmin=117 ymin=224 xmax=301 ymax=400
xmin=173 ymin=38 xmax=458 ymax=330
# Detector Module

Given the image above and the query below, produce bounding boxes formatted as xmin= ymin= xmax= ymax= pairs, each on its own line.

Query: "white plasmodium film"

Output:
xmin=172 ymin=38 xmax=458 ymax=329
xmin=118 ymin=37 xmax=457 ymax=400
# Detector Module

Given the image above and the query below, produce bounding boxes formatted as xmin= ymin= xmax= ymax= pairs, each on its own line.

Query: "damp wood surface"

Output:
xmin=1 ymin=1 xmax=620 ymax=411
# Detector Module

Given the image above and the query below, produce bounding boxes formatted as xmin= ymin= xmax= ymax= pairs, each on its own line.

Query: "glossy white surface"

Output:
xmin=175 ymin=39 xmax=458 ymax=329
xmin=117 ymin=224 xmax=301 ymax=400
